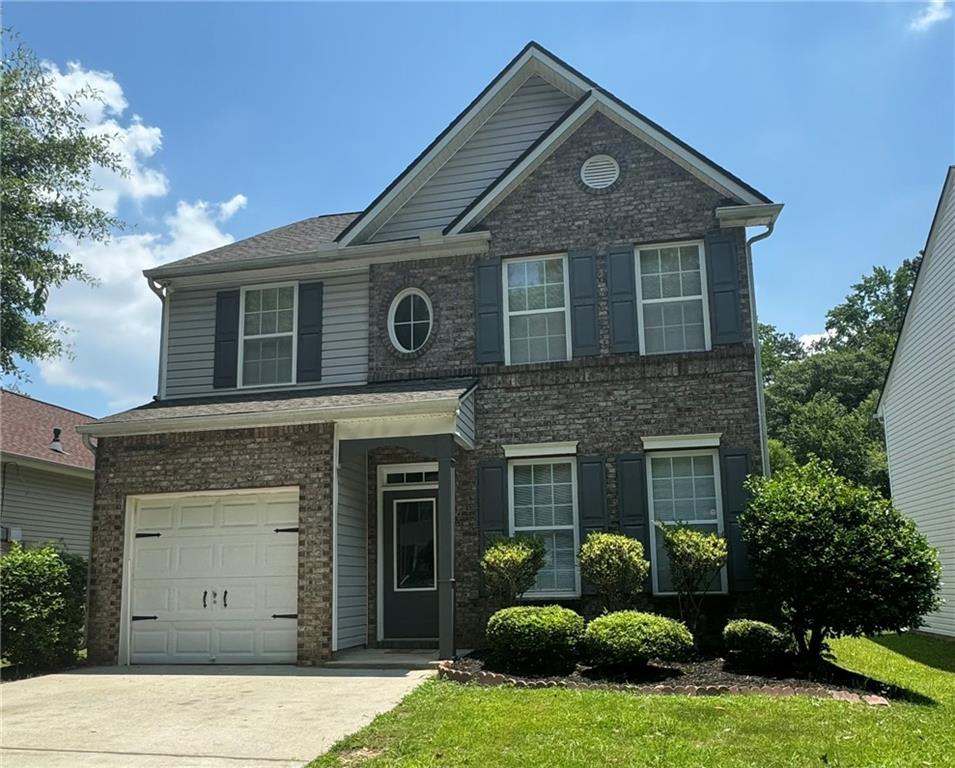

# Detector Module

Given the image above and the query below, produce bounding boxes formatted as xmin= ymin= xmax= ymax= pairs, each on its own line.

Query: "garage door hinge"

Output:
xmin=271 ymin=613 xmax=298 ymax=619
xmin=135 ymin=532 xmax=162 ymax=538
xmin=274 ymin=527 xmax=299 ymax=533
xmin=131 ymin=615 xmax=158 ymax=621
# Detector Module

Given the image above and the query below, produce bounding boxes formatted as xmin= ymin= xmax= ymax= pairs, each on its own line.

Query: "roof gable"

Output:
xmin=339 ymin=42 xmax=771 ymax=246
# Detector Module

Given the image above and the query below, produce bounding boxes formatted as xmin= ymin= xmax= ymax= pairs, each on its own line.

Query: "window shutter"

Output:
xmin=607 ymin=245 xmax=639 ymax=353
xmin=296 ymin=282 xmax=324 ymax=383
xmin=474 ymin=257 xmax=504 ymax=364
xmin=705 ymin=231 xmax=743 ymax=345
xmin=213 ymin=289 xmax=240 ymax=389
xmin=617 ymin=452 xmax=651 ymax=591
xmin=720 ymin=447 xmax=753 ymax=591
xmin=568 ymin=250 xmax=599 ymax=357
xmin=577 ymin=456 xmax=608 ymax=595
xmin=477 ymin=460 xmax=509 ymax=596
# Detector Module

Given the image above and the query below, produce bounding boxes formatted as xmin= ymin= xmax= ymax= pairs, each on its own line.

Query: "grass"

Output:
xmin=310 ymin=634 xmax=955 ymax=768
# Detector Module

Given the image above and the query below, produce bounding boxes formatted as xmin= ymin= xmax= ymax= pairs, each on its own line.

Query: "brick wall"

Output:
xmin=87 ymin=424 xmax=334 ymax=665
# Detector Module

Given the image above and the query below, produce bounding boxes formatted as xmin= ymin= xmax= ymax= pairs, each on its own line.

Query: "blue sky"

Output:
xmin=5 ymin=1 xmax=953 ymax=417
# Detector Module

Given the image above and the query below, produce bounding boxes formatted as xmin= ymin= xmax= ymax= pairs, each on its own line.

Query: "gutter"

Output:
xmin=147 ymin=278 xmax=171 ymax=399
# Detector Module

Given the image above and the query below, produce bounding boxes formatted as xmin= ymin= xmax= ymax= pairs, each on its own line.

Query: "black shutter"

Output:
xmin=720 ymin=447 xmax=753 ymax=591
xmin=477 ymin=460 xmax=509 ymax=597
xmin=705 ymin=231 xmax=743 ymax=345
xmin=296 ymin=282 xmax=324 ymax=383
xmin=617 ymin=453 xmax=651 ymax=591
xmin=577 ymin=456 xmax=608 ymax=595
xmin=607 ymin=245 xmax=639 ymax=353
xmin=568 ymin=250 xmax=599 ymax=357
xmin=213 ymin=290 xmax=240 ymax=389
xmin=474 ymin=257 xmax=504 ymax=364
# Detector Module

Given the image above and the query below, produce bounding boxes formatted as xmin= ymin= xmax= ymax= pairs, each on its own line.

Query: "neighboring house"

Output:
xmin=878 ymin=166 xmax=955 ymax=638
xmin=78 ymin=42 xmax=783 ymax=666
xmin=1 ymin=390 xmax=95 ymax=557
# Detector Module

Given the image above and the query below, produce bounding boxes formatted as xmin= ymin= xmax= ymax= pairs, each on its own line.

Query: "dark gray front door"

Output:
xmin=382 ymin=489 xmax=439 ymax=639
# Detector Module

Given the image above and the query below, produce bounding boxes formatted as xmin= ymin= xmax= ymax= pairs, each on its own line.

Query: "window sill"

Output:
xmin=519 ymin=592 xmax=581 ymax=602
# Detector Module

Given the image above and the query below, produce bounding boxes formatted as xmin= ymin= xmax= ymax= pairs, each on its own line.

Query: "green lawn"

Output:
xmin=310 ymin=634 xmax=955 ymax=768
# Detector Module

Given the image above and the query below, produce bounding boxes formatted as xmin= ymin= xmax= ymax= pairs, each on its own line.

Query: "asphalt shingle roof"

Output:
xmin=0 ymin=390 xmax=95 ymax=471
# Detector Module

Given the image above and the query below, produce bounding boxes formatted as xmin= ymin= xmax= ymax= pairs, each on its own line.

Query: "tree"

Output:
xmin=741 ymin=458 xmax=940 ymax=666
xmin=758 ymin=323 xmax=805 ymax=385
xmin=657 ymin=525 xmax=728 ymax=638
xmin=1 ymin=35 xmax=123 ymax=379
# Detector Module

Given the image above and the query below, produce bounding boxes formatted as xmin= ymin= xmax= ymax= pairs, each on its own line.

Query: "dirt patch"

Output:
xmin=336 ymin=747 xmax=384 ymax=766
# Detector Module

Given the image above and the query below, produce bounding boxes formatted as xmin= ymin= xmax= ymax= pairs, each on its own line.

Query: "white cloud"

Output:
xmin=909 ymin=0 xmax=953 ymax=31
xmin=34 ymin=62 xmax=246 ymax=412
xmin=798 ymin=332 xmax=829 ymax=352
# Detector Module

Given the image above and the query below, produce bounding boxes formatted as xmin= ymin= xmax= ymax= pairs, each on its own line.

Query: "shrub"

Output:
xmin=480 ymin=535 xmax=545 ymax=605
xmin=657 ymin=525 xmax=728 ymax=636
xmin=486 ymin=605 xmax=584 ymax=675
xmin=583 ymin=611 xmax=693 ymax=670
xmin=723 ymin=619 xmax=791 ymax=667
xmin=578 ymin=532 xmax=650 ymax=611
xmin=0 ymin=544 xmax=88 ymax=669
xmin=741 ymin=457 xmax=941 ymax=664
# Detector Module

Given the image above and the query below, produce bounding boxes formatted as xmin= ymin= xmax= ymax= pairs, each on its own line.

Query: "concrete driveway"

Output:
xmin=0 ymin=665 xmax=432 ymax=767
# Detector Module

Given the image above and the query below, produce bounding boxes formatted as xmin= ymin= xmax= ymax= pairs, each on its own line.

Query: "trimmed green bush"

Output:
xmin=0 ymin=543 xmax=88 ymax=669
xmin=577 ymin=532 xmax=650 ymax=611
xmin=657 ymin=524 xmax=728 ymax=637
xmin=480 ymin=535 xmax=546 ymax=605
xmin=583 ymin=611 xmax=693 ymax=670
xmin=723 ymin=619 xmax=791 ymax=667
xmin=486 ymin=605 xmax=584 ymax=675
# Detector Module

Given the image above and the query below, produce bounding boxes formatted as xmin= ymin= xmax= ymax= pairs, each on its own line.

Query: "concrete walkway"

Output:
xmin=0 ymin=665 xmax=432 ymax=767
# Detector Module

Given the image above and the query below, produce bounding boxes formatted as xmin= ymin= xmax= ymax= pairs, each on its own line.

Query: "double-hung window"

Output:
xmin=503 ymin=255 xmax=571 ymax=365
xmin=240 ymin=284 xmax=297 ymax=387
xmin=509 ymin=458 xmax=579 ymax=597
xmin=636 ymin=242 xmax=710 ymax=354
xmin=647 ymin=450 xmax=726 ymax=594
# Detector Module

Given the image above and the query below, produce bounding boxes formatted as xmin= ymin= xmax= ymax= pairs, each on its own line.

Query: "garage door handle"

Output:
xmin=271 ymin=613 xmax=297 ymax=619
xmin=274 ymin=527 xmax=298 ymax=533
xmin=132 ymin=615 xmax=158 ymax=621
xmin=223 ymin=590 xmax=228 ymax=608
xmin=203 ymin=590 xmax=207 ymax=608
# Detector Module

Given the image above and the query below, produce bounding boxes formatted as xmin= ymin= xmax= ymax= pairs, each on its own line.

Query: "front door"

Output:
xmin=382 ymin=489 xmax=439 ymax=640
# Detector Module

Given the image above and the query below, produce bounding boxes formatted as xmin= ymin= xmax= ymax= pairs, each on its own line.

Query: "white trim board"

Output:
xmin=0 ymin=452 xmax=94 ymax=481
xmin=502 ymin=441 xmax=578 ymax=458
xmin=641 ymin=433 xmax=722 ymax=451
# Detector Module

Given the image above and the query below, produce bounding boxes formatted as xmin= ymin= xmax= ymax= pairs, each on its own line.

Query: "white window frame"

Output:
xmin=502 ymin=253 xmax=573 ymax=366
xmin=507 ymin=456 xmax=581 ymax=599
xmin=387 ymin=287 xmax=433 ymax=353
xmin=237 ymin=282 xmax=299 ymax=389
xmin=392 ymin=497 xmax=438 ymax=593
xmin=646 ymin=448 xmax=728 ymax=596
xmin=634 ymin=240 xmax=712 ymax=355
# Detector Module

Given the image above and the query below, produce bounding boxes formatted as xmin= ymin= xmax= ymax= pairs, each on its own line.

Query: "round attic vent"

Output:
xmin=580 ymin=154 xmax=620 ymax=189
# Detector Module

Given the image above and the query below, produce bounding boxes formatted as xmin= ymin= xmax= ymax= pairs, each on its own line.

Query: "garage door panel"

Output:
xmin=264 ymin=500 xmax=298 ymax=527
xmin=221 ymin=499 xmax=259 ymax=528
xmin=179 ymin=502 xmax=216 ymax=529
xmin=177 ymin=543 xmax=216 ymax=576
xmin=137 ymin=503 xmax=174 ymax=530
xmin=265 ymin=541 xmax=298 ymax=574
xmin=134 ymin=545 xmax=172 ymax=577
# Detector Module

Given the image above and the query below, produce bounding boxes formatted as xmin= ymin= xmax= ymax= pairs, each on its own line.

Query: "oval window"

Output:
xmin=388 ymin=288 xmax=433 ymax=353
xmin=580 ymin=154 xmax=620 ymax=189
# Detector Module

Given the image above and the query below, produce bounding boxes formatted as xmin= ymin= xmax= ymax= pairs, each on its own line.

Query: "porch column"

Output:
xmin=437 ymin=445 xmax=456 ymax=660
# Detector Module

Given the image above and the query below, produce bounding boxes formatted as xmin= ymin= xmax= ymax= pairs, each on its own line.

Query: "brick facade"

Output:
xmin=87 ymin=424 xmax=335 ymax=665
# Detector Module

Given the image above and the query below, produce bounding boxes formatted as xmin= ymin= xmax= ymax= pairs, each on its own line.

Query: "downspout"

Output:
xmin=745 ymin=222 xmax=776 ymax=476
xmin=146 ymin=277 xmax=170 ymax=400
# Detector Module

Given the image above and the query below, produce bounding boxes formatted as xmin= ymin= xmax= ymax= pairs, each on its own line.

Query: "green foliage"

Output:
xmin=1 ymin=34 xmax=124 ymax=378
xmin=758 ymin=323 xmax=806 ymax=385
xmin=577 ymin=532 xmax=649 ymax=611
xmin=0 ymin=543 xmax=88 ymax=669
xmin=767 ymin=438 xmax=796 ymax=474
xmin=741 ymin=458 xmax=941 ymax=664
xmin=723 ymin=619 xmax=791 ymax=667
xmin=582 ymin=611 xmax=693 ymax=670
xmin=480 ymin=535 xmax=545 ymax=605
xmin=657 ymin=525 xmax=727 ymax=637
xmin=486 ymin=605 xmax=584 ymax=675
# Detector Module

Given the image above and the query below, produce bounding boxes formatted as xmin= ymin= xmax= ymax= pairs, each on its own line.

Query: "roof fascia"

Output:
xmin=716 ymin=203 xmax=785 ymax=229
xmin=0 ymin=452 xmax=94 ymax=480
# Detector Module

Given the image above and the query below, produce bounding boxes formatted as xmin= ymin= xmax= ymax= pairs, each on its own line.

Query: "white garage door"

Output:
xmin=128 ymin=489 xmax=299 ymax=664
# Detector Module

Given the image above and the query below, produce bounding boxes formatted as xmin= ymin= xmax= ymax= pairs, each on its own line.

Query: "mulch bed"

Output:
xmin=438 ymin=653 xmax=904 ymax=706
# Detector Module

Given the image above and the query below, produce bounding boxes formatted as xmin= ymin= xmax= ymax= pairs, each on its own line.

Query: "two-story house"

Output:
xmin=79 ymin=42 xmax=782 ymax=666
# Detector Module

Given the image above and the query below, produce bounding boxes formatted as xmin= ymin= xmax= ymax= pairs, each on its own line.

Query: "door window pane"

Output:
xmin=394 ymin=500 xmax=435 ymax=590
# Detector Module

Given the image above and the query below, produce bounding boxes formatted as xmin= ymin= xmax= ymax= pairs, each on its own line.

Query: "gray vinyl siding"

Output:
xmin=0 ymin=463 xmax=94 ymax=557
xmin=456 ymin=389 xmax=476 ymax=445
xmin=881 ymin=173 xmax=955 ymax=637
xmin=371 ymin=76 xmax=575 ymax=242
xmin=336 ymin=452 xmax=368 ymax=649
xmin=164 ymin=272 xmax=370 ymax=398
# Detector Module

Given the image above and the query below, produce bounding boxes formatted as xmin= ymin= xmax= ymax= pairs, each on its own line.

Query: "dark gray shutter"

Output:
xmin=607 ymin=245 xmax=639 ymax=353
xmin=720 ymin=447 xmax=753 ymax=591
xmin=705 ymin=231 xmax=743 ymax=345
xmin=296 ymin=282 xmax=324 ymax=383
xmin=568 ymin=250 xmax=599 ymax=357
xmin=477 ymin=460 xmax=509 ymax=597
xmin=213 ymin=290 xmax=240 ymax=389
xmin=474 ymin=257 xmax=504 ymax=364
xmin=577 ymin=456 xmax=608 ymax=595
xmin=617 ymin=453 xmax=651 ymax=591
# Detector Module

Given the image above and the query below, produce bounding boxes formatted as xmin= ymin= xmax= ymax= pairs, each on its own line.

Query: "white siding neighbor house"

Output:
xmin=878 ymin=165 xmax=955 ymax=637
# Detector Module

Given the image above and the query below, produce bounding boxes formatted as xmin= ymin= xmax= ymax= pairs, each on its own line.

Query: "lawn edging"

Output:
xmin=436 ymin=660 xmax=891 ymax=706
